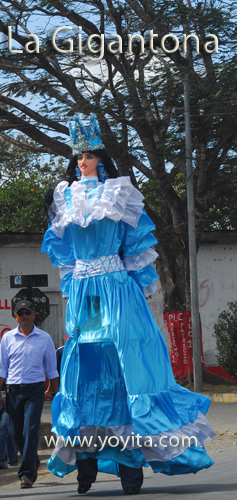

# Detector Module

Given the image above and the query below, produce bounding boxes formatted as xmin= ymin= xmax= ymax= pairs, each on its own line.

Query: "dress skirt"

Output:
xmin=48 ymin=270 xmax=216 ymax=477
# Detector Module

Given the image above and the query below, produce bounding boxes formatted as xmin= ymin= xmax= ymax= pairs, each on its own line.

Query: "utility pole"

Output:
xmin=183 ymin=72 xmax=203 ymax=392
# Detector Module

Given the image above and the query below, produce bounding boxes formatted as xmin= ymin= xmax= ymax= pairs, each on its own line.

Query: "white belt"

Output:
xmin=72 ymin=254 xmax=125 ymax=278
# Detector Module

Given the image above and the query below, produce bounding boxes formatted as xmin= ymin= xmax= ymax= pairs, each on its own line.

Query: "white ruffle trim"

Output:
xmin=51 ymin=411 xmax=216 ymax=465
xmin=123 ymin=249 xmax=158 ymax=298
xmin=123 ymin=249 xmax=158 ymax=272
xmin=50 ymin=177 xmax=144 ymax=238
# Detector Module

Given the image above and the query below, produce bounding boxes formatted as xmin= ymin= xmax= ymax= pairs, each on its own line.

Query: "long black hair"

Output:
xmin=44 ymin=148 xmax=119 ymax=218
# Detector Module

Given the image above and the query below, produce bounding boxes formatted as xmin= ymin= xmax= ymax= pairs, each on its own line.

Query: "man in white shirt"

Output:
xmin=0 ymin=300 xmax=59 ymax=489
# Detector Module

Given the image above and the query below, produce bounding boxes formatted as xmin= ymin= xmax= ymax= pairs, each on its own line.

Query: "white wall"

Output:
xmin=148 ymin=235 xmax=237 ymax=366
xmin=0 ymin=235 xmax=65 ymax=347
xmin=1 ymin=233 xmax=237 ymax=364
xmin=197 ymin=241 xmax=237 ymax=364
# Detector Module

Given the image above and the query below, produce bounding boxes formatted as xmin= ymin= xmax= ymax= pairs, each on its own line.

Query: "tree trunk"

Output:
xmin=155 ymin=225 xmax=205 ymax=381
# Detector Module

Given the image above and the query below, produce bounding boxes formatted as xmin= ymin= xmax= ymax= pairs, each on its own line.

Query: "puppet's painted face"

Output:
xmin=77 ymin=152 xmax=99 ymax=177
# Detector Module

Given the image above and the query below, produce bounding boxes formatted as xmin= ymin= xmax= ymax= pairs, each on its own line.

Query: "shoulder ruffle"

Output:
xmin=50 ymin=177 xmax=144 ymax=238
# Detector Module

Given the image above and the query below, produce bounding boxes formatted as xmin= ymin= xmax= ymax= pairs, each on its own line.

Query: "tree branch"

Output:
xmin=0 ymin=95 xmax=69 ymax=136
xmin=0 ymin=108 xmax=72 ymax=157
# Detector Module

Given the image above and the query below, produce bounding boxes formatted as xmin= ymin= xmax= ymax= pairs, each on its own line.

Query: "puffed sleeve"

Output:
xmin=122 ymin=209 xmax=159 ymax=297
xmin=41 ymin=182 xmax=78 ymax=297
xmin=41 ymin=225 xmax=75 ymax=297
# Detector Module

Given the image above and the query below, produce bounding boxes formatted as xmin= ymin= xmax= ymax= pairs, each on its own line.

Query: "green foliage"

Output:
xmin=139 ymin=164 xmax=237 ymax=231
xmin=0 ymin=174 xmax=48 ymax=233
xmin=204 ymin=163 xmax=237 ymax=230
xmin=213 ymin=302 xmax=237 ymax=377
xmin=138 ymin=178 xmax=162 ymax=215
xmin=0 ymin=136 xmax=66 ymax=233
xmin=0 ymin=136 xmax=66 ymax=183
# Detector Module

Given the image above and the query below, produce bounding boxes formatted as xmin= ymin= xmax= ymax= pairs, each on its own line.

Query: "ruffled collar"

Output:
xmin=50 ymin=177 xmax=144 ymax=237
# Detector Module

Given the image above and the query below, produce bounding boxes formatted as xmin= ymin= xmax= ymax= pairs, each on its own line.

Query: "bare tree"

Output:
xmin=0 ymin=0 xmax=236 ymax=377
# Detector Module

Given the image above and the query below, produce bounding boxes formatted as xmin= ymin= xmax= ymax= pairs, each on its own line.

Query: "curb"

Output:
xmin=204 ymin=393 xmax=237 ymax=403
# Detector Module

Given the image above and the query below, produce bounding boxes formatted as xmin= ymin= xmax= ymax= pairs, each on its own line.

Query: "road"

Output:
xmin=1 ymin=435 xmax=236 ymax=500
xmin=1 ymin=403 xmax=236 ymax=499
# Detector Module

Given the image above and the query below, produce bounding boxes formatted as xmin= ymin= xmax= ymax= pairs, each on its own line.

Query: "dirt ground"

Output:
xmin=0 ymin=449 xmax=51 ymax=488
xmin=201 ymin=383 xmax=237 ymax=393
xmin=181 ymin=383 xmax=237 ymax=394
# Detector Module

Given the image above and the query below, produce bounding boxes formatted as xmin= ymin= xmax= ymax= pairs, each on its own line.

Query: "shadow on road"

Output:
xmin=1 ymin=481 xmax=237 ymax=499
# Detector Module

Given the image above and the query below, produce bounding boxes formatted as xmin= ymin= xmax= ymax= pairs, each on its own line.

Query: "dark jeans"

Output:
xmin=6 ymin=382 xmax=45 ymax=480
xmin=77 ymin=458 xmax=143 ymax=491
xmin=0 ymin=398 xmax=18 ymax=465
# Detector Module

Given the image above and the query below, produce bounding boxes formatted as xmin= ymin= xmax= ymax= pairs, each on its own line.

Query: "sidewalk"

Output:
xmin=39 ymin=397 xmax=237 ymax=445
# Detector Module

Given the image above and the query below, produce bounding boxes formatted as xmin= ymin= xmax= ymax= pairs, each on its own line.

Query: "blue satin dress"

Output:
xmin=41 ymin=175 xmax=215 ymax=478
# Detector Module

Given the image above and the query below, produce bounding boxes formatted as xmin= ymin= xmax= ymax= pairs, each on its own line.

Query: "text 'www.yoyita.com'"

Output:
xmin=44 ymin=433 xmax=198 ymax=452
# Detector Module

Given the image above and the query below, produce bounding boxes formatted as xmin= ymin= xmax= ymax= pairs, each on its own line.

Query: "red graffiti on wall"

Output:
xmin=156 ymin=279 xmax=211 ymax=314
xmin=198 ymin=279 xmax=211 ymax=308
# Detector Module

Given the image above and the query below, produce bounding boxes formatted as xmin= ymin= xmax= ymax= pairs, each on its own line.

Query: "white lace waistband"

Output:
xmin=72 ymin=254 xmax=125 ymax=278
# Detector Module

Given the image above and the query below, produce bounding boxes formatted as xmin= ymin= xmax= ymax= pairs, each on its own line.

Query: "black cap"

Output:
xmin=14 ymin=300 xmax=35 ymax=314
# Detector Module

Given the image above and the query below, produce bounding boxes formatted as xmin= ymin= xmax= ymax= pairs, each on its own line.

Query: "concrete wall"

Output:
xmin=0 ymin=234 xmax=66 ymax=348
xmin=1 ymin=232 xmax=237 ymax=364
xmin=148 ymin=231 xmax=237 ymax=366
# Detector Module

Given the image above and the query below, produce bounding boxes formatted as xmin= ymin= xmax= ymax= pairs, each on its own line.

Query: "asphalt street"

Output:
xmin=1 ymin=403 xmax=236 ymax=499
xmin=0 ymin=442 xmax=236 ymax=500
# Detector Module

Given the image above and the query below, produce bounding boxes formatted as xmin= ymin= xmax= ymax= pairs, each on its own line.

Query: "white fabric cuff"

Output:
xmin=57 ymin=264 xmax=75 ymax=280
xmin=123 ymin=249 xmax=158 ymax=272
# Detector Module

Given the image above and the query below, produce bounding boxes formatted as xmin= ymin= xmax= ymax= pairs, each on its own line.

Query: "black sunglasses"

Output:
xmin=17 ymin=310 xmax=32 ymax=316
